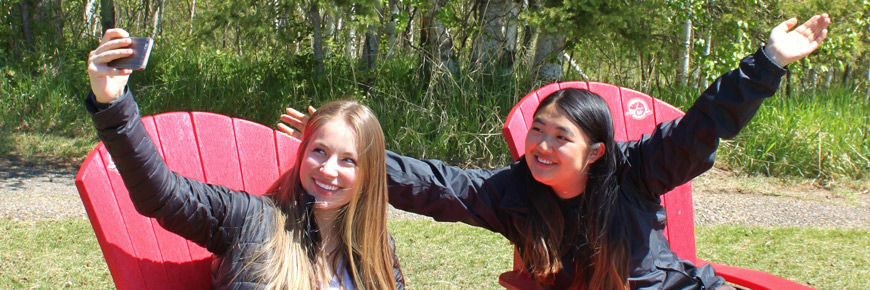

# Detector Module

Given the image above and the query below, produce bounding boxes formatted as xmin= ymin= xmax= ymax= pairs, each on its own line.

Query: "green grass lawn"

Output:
xmin=1 ymin=218 xmax=867 ymax=289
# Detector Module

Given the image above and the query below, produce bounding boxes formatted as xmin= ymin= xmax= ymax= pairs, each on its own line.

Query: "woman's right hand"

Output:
xmin=87 ymin=28 xmax=135 ymax=104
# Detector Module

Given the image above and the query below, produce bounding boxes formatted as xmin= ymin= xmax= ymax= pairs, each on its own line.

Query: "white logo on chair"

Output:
xmin=625 ymin=98 xmax=652 ymax=120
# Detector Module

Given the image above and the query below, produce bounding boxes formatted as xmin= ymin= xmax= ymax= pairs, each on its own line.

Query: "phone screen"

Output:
xmin=108 ymin=37 xmax=153 ymax=70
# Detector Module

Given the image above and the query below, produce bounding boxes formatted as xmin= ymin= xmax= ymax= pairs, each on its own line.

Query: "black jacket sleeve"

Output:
xmin=385 ymin=150 xmax=513 ymax=234
xmin=85 ymin=89 xmax=265 ymax=256
xmin=620 ymin=47 xmax=787 ymax=200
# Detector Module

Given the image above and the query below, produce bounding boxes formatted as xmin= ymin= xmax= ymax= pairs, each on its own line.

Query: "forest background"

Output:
xmin=1 ymin=0 xmax=868 ymax=183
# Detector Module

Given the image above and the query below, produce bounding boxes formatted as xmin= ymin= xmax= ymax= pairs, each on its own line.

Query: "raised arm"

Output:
xmin=86 ymin=29 xmax=263 ymax=256
xmin=623 ymin=14 xmax=830 ymax=199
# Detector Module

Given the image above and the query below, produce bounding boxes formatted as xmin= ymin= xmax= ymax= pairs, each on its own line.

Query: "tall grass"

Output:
xmin=2 ymin=42 xmax=868 ymax=180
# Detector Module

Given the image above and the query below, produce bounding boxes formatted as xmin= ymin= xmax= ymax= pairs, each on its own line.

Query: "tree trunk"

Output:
xmin=18 ymin=0 xmax=33 ymax=50
xmin=360 ymin=29 xmax=378 ymax=70
xmin=532 ymin=30 xmax=565 ymax=81
xmin=679 ymin=18 xmax=692 ymax=87
xmin=474 ymin=0 xmax=516 ymax=74
xmin=100 ymin=0 xmax=115 ymax=34
xmin=384 ymin=0 xmax=400 ymax=57
xmin=150 ymin=0 xmax=164 ymax=38
xmin=189 ymin=0 xmax=196 ymax=35
xmin=307 ymin=0 xmax=324 ymax=73
xmin=824 ymin=67 xmax=833 ymax=88
xmin=699 ymin=28 xmax=711 ymax=89
xmin=84 ymin=0 xmax=98 ymax=37
xmin=842 ymin=64 xmax=852 ymax=86
xmin=428 ymin=0 xmax=459 ymax=78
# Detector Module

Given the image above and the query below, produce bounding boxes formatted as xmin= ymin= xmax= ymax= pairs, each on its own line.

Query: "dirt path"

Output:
xmin=2 ymin=155 xmax=868 ymax=227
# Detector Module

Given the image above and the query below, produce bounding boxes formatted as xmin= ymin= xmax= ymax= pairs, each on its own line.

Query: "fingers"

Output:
xmin=277 ymin=123 xmax=302 ymax=140
xmin=307 ymin=105 xmax=317 ymax=115
xmin=797 ymin=13 xmax=831 ymax=39
xmin=285 ymin=107 xmax=307 ymax=119
xmin=814 ymin=28 xmax=829 ymax=45
xmin=280 ymin=113 xmax=306 ymax=129
xmin=100 ymin=28 xmax=130 ymax=45
xmin=772 ymin=17 xmax=798 ymax=35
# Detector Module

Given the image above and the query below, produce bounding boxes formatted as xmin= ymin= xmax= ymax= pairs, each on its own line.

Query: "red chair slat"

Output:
xmin=76 ymin=149 xmax=149 ymax=290
xmin=276 ymin=131 xmax=302 ymax=174
xmin=150 ymin=113 xmax=211 ymax=289
xmin=99 ymin=144 xmax=174 ymax=289
xmin=587 ymin=82 xmax=628 ymax=142
xmin=192 ymin=112 xmax=244 ymax=191
xmin=234 ymin=119 xmax=281 ymax=196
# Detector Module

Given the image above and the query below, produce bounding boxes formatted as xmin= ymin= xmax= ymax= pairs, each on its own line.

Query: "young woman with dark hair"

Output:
xmin=282 ymin=14 xmax=830 ymax=289
xmin=85 ymin=28 xmax=404 ymax=289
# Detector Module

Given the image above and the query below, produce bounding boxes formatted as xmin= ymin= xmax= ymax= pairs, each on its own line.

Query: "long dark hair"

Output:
xmin=516 ymin=88 xmax=630 ymax=289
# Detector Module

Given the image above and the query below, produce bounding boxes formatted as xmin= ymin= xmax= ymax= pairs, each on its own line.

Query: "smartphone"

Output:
xmin=108 ymin=37 xmax=153 ymax=70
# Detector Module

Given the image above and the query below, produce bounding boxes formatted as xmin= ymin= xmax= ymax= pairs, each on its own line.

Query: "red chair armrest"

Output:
xmin=498 ymin=270 xmax=544 ymax=290
xmin=697 ymin=259 xmax=816 ymax=290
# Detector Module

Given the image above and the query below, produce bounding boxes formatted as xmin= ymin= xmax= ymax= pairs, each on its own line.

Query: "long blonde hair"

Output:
xmin=255 ymin=99 xmax=395 ymax=290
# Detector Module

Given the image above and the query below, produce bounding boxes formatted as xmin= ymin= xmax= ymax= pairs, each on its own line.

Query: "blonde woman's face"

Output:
xmin=299 ymin=119 xmax=359 ymax=211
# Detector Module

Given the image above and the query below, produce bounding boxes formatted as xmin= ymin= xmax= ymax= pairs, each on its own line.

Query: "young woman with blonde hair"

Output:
xmin=85 ymin=28 xmax=403 ymax=289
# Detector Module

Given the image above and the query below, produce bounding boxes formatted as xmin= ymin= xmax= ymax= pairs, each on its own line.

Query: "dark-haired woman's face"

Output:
xmin=524 ymin=104 xmax=600 ymax=199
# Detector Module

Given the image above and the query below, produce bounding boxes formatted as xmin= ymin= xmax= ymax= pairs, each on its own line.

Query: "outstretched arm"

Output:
xmin=624 ymin=14 xmax=831 ymax=198
xmin=764 ymin=13 xmax=830 ymax=67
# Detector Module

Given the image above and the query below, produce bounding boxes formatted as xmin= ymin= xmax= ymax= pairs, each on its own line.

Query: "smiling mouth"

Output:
xmin=535 ymin=155 xmax=555 ymax=165
xmin=314 ymin=180 xmax=340 ymax=191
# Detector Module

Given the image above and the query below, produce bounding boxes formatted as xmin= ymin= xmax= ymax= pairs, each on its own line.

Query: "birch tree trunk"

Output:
xmin=699 ymin=28 xmax=711 ymax=89
xmin=150 ymin=0 xmax=164 ymax=37
xmin=189 ymin=0 xmax=196 ymax=35
xmin=474 ymin=0 xmax=516 ymax=74
xmin=529 ymin=0 xmax=563 ymax=81
xmin=532 ymin=31 xmax=565 ymax=81
xmin=428 ymin=0 xmax=458 ymax=77
xmin=85 ymin=0 xmax=98 ymax=37
xmin=384 ymin=0 xmax=400 ymax=57
xmin=679 ymin=18 xmax=692 ymax=86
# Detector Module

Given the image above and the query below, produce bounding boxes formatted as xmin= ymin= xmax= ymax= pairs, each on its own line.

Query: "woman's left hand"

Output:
xmin=277 ymin=105 xmax=316 ymax=140
xmin=764 ymin=13 xmax=831 ymax=67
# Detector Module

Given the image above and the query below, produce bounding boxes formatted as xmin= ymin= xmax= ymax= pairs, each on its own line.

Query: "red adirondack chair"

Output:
xmin=75 ymin=111 xmax=301 ymax=290
xmin=498 ymin=81 xmax=815 ymax=290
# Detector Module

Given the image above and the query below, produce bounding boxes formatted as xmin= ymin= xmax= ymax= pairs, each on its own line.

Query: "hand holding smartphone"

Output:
xmin=108 ymin=37 xmax=153 ymax=70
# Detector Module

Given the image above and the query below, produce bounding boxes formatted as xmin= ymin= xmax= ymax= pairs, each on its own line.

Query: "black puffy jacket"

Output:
xmin=86 ymin=91 xmax=406 ymax=289
xmin=383 ymin=48 xmax=785 ymax=289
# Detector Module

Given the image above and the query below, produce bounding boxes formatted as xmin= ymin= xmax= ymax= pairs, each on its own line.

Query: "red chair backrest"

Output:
xmin=501 ymin=81 xmax=697 ymax=263
xmin=75 ymin=112 xmax=301 ymax=290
